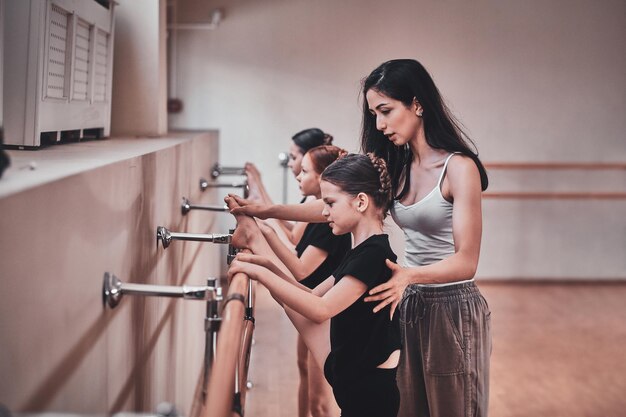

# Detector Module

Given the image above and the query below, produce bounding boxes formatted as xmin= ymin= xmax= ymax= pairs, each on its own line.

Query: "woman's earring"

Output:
xmin=417 ymin=110 xmax=423 ymax=117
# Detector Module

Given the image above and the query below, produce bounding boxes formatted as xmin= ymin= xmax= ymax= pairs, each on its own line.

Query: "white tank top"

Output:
xmin=391 ymin=153 xmax=473 ymax=287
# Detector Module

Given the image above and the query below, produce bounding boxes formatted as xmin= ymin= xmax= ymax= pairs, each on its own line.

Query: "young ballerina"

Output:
xmin=232 ymin=145 xmax=350 ymax=417
xmin=246 ymin=127 xmax=334 ymax=246
xmin=260 ymin=145 xmax=352 ymax=289
xmin=228 ymin=153 xmax=401 ymax=417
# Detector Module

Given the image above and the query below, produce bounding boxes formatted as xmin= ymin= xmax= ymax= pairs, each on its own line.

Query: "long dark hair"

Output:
xmin=292 ymin=128 xmax=333 ymax=153
xmin=360 ymin=59 xmax=488 ymax=200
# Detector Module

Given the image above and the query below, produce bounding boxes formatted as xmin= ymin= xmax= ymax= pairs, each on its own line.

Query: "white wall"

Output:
xmin=169 ymin=0 xmax=626 ymax=279
xmin=111 ymin=0 xmax=168 ymax=136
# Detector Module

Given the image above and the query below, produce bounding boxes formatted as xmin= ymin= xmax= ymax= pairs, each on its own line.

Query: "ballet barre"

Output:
xmin=181 ymin=197 xmax=229 ymax=215
xmin=156 ymin=226 xmax=232 ymax=249
xmin=199 ymin=178 xmax=250 ymax=198
xmin=211 ymin=163 xmax=246 ymax=179
xmin=102 ymin=273 xmax=222 ymax=397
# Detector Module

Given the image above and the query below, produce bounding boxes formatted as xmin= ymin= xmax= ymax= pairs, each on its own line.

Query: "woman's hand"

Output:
xmin=364 ymin=259 xmax=411 ymax=320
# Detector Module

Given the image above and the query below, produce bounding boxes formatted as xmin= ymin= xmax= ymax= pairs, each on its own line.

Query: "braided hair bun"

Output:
xmin=321 ymin=153 xmax=394 ymax=217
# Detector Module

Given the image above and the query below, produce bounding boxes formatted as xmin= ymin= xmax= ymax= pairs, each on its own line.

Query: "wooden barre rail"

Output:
xmin=484 ymin=162 xmax=626 ymax=170
xmin=483 ymin=192 xmax=626 ymax=200
xmin=202 ymin=266 xmax=256 ymax=417
xmin=482 ymin=162 xmax=626 ymax=199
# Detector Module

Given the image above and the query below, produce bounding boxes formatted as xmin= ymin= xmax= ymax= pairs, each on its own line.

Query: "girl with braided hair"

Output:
xmin=228 ymin=153 xmax=402 ymax=417
xmin=230 ymin=145 xmax=349 ymax=417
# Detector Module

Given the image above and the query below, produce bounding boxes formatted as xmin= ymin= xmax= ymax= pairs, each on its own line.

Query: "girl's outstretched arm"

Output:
xmin=229 ymin=254 xmax=367 ymax=324
xmin=226 ymin=196 xmax=295 ymax=278
xmin=259 ymin=221 xmax=329 ymax=281
xmin=245 ymin=162 xmax=301 ymax=240
xmin=228 ymin=256 xmax=336 ymax=370
xmin=227 ymin=194 xmax=326 ymax=223
xmin=227 ymin=196 xmax=326 ymax=280
xmin=233 ymin=252 xmax=310 ymax=291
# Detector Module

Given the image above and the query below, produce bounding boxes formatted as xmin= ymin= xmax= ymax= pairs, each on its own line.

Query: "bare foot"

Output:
xmin=225 ymin=196 xmax=262 ymax=249
xmin=245 ymin=163 xmax=264 ymax=202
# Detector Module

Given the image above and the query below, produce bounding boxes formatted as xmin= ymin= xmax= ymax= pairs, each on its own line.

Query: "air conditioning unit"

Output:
xmin=3 ymin=0 xmax=115 ymax=149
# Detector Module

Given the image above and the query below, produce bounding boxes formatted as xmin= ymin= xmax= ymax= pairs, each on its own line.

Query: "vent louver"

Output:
xmin=46 ymin=4 xmax=71 ymax=99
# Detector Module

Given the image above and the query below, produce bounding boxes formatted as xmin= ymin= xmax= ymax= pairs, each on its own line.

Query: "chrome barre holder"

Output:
xmin=181 ymin=197 xmax=229 ymax=216
xmin=199 ymin=177 xmax=249 ymax=194
xmin=157 ymin=226 xmax=232 ymax=249
xmin=203 ymin=276 xmax=221 ymax=398
xmin=211 ymin=163 xmax=246 ymax=179
xmin=227 ymin=228 xmax=239 ymax=265
xmin=102 ymin=273 xmax=223 ymax=398
xmin=102 ymin=272 xmax=223 ymax=309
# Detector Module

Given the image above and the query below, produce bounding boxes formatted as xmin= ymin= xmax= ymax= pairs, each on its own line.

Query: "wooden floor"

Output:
xmin=245 ymin=282 xmax=626 ymax=417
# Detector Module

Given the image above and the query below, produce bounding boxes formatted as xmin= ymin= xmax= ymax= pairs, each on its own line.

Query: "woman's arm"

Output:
xmin=365 ymin=156 xmax=483 ymax=317
xmin=229 ymin=256 xmax=367 ymax=324
xmin=260 ymin=222 xmax=328 ymax=281
xmin=228 ymin=194 xmax=327 ymax=223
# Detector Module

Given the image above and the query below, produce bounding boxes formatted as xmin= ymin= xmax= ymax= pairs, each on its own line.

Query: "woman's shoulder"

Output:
xmin=445 ymin=154 xmax=482 ymax=195
xmin=447 ymin=154 xmax=480 ymax=181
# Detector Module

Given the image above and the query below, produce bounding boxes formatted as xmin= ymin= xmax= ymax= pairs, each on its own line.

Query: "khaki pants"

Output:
xmin=397 ymin=281 xmax=491 ymax=417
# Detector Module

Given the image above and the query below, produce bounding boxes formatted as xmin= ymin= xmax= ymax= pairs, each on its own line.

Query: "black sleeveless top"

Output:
xmin=295 ymin=222 xmax=351 ymax=289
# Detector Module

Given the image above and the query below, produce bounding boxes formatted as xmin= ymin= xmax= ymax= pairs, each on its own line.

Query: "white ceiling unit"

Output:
xmin=3 ymin=0 xmax=116 ymax=148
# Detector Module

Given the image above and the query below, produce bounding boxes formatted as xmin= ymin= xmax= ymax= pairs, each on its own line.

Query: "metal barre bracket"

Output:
xmin=181 ymin=197 xmax=229 ymax=215
xmin=200 ymin=177 xmax=249 ymax=192
xmin=102 ymin=272 xmax=223 ymax=309
xmin=211 ymin=163 xmax=246 ymax=179
xmin=157 ymin=226 xmax=232 ymax=249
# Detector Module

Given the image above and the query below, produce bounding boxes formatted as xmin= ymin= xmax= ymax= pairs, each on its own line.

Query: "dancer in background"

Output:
xmin=246 ymin=128 xmax=333 ymax=246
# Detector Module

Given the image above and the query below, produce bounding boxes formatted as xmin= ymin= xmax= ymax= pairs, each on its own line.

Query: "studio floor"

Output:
xmin=244 ymin=281 xmax=626 ymax=417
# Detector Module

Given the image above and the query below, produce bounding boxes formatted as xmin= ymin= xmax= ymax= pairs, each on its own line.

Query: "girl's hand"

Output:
xmin=364 ymin=259 xmax=411 ymax=320
xmin=227 ymin=194 xmax=270 ymax=219
xmin=233 ymin=252 xmax=272 ymax=270
xmin=234 ymin=252 xmax=290 ymax=282
xmin=228 ymin=256 xmax=266 ymax=282
xmin=226 ymin=193 xmax=253 ymax=207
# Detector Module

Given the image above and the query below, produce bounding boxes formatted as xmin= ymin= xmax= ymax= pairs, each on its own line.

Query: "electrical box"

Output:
xmin=3 ymin=0 xmax=115 ymax=148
